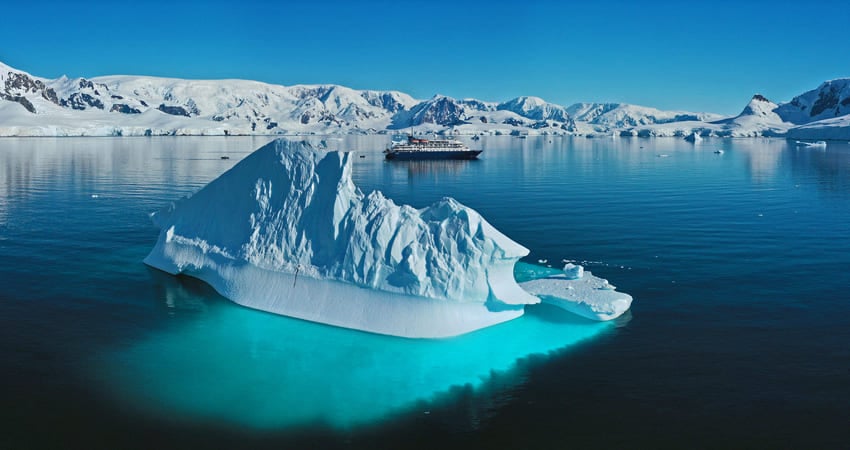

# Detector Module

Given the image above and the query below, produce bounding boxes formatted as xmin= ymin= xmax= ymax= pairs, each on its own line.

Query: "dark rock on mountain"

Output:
xmin=110 ymin=104 xmax=142 ymax=114
xmin=0 ymin=92 xmax=36 ymax=113
xmin=408 ymin=96 xmax=468 ymax=126
xmin=2 ymin=71 xmax=61 ymax=106
xmin=775 ymin=79 xmax=850 ymax=124
xmin=361 ymin=91 xmax=409 ymax=113
xmin=810 ymin=84 xmax=841 ymax=117
xmin=157 ymin=104 xmax=191 ymax=117
xmin=4 ymin=72 xmax=43 ymax=94
xmin=62 ymin=93 xmax=105 ymax=110
xmin=502 ymin=117 xmax=525 ymax=126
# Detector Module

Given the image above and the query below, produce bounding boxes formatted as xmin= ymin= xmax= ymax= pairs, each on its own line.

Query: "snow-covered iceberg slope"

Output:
xmin=144 ymin=139 xmax=539 ymax=338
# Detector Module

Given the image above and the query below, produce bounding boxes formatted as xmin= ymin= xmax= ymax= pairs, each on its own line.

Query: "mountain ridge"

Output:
xmin=1 ymin=61 xmax=848 ymax=139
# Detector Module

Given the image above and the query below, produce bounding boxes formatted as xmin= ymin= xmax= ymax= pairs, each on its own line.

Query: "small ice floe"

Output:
xmin=520 ymin=270 xmax=632 ymax=321
xmin=91 ymin=194 xmax=99 ymax=198
xmin=796 ymin=140 xmax=827 ymax=148
xmin=538 ymin=259 xmax=548 ymax=264
xmin=600 ymin=280 xmax=615 ymax=290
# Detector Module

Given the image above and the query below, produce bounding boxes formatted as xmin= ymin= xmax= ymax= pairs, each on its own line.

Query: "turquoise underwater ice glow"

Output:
xmin=95 ymin=263 xmax=612 ymax=429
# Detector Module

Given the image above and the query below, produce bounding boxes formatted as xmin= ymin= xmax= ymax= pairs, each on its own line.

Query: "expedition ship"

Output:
xmin=384 ymin=135 xmax=482 ymax=160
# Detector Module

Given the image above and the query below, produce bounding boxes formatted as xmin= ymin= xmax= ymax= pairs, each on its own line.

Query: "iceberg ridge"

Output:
xmin=144 ymin=139 xmax=539 ymax=337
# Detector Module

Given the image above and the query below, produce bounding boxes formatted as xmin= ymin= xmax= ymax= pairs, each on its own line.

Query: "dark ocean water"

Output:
xmin=1 ymin=136 xmax=848 ymax=449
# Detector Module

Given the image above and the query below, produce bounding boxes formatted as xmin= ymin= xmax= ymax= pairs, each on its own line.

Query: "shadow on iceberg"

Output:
xmin=144 ymin=139 xmax=539 ymax=338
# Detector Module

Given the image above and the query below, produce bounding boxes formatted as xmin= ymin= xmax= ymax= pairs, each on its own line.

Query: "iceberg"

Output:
xmin=562 ymin=262 xmax=584 ymax=279
xmin=684 ymin=131 xmax=702 ymax=142
xmin=144 ymin=139 xmax=539 ymax=338
xmin=795 ymin=140 xmax=827 ymax=148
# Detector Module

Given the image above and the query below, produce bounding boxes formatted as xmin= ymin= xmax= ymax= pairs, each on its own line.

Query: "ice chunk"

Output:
xmin=520 ymin=271 xmax=632 ymax=321
xmin=562 ymin=263 xmax=584 ymax=279
xmin=144 ymin=139 xmax=539 ymax=338
xmin=684 ymin=131 xmax=702 ymax=142
xmin=795 ymin=140 xmax=827 ymax=148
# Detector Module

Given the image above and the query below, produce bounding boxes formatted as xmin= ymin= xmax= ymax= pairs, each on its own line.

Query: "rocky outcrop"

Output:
xmin=810 ymin=84 xmax=842 ymax=117
xmin=1 ymin=70 xmax=62 ymax=112
xmin=62 ymin=92 xmax=105 ymax=110
xmin=776 ymin=79 xmax=850 ymax=124
xmin=157 ymin=104 xmax=191 ymax=117
xmin=110 ymin=103 xmax=142 ymax=114
xmin=408 ymin=96 xmax=468 ymax=126
xmin=0 ymin=92 xmax=36 ymax=113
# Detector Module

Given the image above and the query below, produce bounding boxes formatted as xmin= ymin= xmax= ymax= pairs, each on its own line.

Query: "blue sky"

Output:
xmin=2 ymin=0 xmax=847 ymax=114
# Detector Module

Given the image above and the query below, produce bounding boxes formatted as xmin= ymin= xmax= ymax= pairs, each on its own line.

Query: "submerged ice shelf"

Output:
xmin=144 ymin=139 xmax=631 ymax=338
xmin=520 ymin=266 xmax=633 ymax=321
xmin=95 ymin=270 xmax=614 ymax=429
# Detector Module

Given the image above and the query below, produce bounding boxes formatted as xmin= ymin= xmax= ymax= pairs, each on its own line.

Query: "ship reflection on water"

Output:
xmin=390 ymin=159 xmax=478 ymax=179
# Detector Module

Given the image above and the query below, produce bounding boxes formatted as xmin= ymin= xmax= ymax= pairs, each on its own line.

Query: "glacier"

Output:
xmin=144 ymin=138 xmax=541 ymax=338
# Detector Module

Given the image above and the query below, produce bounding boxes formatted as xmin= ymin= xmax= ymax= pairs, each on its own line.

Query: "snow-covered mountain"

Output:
xmin=566 ymin=102 xmax=721 ymax=127
xmin=622 ymin=82 xmax=850 ymax=139
xmin=1 ymin=60 xmax=849 ymax=138
xmin=0 ymin=62 xmax=418 ymax=136
xmin=497 ymin=96 xmax=569 ymax=122
xmin=701 ymin=94 xmax=791 ymax=137
xmin=776 ymin=79 xmax=850 ymax=124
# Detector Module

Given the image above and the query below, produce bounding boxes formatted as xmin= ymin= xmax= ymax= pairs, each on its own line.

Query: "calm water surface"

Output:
xmin=1 ymin=136 xmax=848 ymax=449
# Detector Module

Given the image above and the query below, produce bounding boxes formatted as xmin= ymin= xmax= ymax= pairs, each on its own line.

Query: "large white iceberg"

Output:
xmin=144 ymin=139 xmax=539 ymax=338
